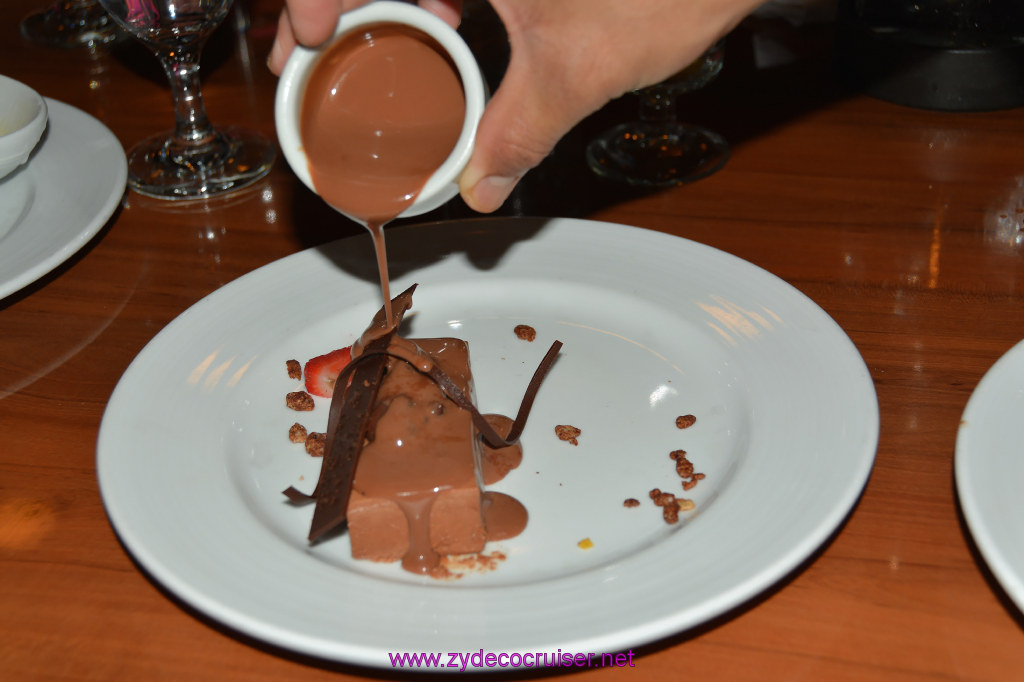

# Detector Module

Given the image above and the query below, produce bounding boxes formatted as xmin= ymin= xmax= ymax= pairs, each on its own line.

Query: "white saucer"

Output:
xmin=97 ymin=218 xmax=879 ymax=668
xmin=0 ymin=98 xmax=126 ymax=300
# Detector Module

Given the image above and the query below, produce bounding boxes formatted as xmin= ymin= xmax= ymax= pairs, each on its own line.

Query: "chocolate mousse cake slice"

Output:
xmin=285 ymin=286 xmax=561 ymax=577
xmin=347 ymin=336 xmax=492 ymax=574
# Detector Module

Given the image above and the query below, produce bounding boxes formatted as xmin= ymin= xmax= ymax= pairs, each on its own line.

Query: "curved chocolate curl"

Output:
xmin=286 ymin=336 xmax=560 ymax=457
xmin=427 ymin=340 xmax=562 ymax=448
xmin=343 ymin=339 xmax=561 ymax=448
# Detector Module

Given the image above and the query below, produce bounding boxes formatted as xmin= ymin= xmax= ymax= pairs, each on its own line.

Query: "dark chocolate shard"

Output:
xmin=366 ymin=284 xmax=416 ymax=330
xmin=306 ymin=348 xmax=386 ymax=542
xmin=282 ymin=284 xmax=416 ymax=543
xmin=282 ymin=487 xmax=315 ymax=503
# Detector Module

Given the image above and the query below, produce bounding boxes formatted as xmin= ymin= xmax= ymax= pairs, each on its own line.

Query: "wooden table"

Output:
xmin=3 ymin=2 xmax=1023 ymax=680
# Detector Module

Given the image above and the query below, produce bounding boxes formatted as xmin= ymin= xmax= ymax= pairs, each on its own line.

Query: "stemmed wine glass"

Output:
xmin=586 ymin=40 xmax=728 ymax=187
xmin=21 ymin=0 xmax=120 ymax=49
xmin=97 ymin=0 xmax=274 ymax=199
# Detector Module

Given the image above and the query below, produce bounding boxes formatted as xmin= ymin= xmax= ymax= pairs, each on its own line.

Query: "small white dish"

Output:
xmin=275 ymin=0 xmax=485 ymax=220
xmin=0 ymin=98 xmax=126 ymax=300
xmin=0 ymin=74 xmax=48 ymax=182
xmin=956 ymin=338 xmax=1024 ymax=614
xmin=97 ymin=218 xmax=879 ymax=667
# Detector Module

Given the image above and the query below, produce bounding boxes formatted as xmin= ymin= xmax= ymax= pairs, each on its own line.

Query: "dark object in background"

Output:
xmin=836 ymin=0 xmax=1024 ymax=111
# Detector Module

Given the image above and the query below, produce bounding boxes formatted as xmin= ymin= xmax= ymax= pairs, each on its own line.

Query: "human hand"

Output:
xmin=267 ymin=0 xmax=764 ymax=213
xmin=267 ymin=0 xmax=463 ymax=74
xmin=459 ymin=0 xmax=763 ymax=212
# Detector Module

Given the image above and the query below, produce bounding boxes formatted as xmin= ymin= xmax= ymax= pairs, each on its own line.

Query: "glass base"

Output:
xmin=586 ymin=121 xmax=729 ymax=187
xmin=127 ymin=127 xmax=276 ymax=200
xmin=20 ymin=4 xmax=120 ymax=49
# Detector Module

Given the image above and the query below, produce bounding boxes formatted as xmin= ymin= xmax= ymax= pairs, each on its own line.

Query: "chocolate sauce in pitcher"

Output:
xmin=300 ymin=23 xmax=466 ymax=327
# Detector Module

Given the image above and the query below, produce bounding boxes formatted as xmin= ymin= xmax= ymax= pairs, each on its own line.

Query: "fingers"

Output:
xmin=417 ymin=0 xmax=463 ymax=28
xmin=459 ymin=0 xmax=760 ymax=213
xmin=459 ymin=3 xmax=631 ymax=213
xmin=269 ymin=0 xmax=462 ymax=75
xmin=267 ymin=0 xmax=754 ymax=215
xmin=268 ymin=0 xmax=342 ymax=76
xmin=459 ymin=62 xmax=591 ymax=213
xmin=289 ymin=0 xmax=348 ymax=47
xmin=267 ymin=10 xmax=296 ymax=75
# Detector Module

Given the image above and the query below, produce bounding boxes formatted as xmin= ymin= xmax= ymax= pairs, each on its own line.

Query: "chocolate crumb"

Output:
xmin=676 ymin=414 xmax=697 ymax=429
xmin=288 ymin=423 xmax=308 ymax=443
xmin=670 ymin=450 xmax=694 ymax=478
xmin=442 ymin=551 xmax=507 ymax=574
xmin=555 ymin=424 xmax=581 ymax=445
xmin=514 ymin=324 xmax=537 ymax=342
xmin=623 ymin=498 xmax=640 ymax=508
xmin=286 ymin=359 xmax=302 ymax=380
xmin=650 ymin=488 xmax=685 ymax=524
xmin=636 ymin=424 xmax=706 ymax=523
xmin=286 ymin=390 xmax=315 ymax=411
xmin=682 ymin=472 xmax=706 ymax=491
xmin=650 ymin=489 xmax=677 ymax=507
xmin=304 ymin=432 xmax=326 ymax=457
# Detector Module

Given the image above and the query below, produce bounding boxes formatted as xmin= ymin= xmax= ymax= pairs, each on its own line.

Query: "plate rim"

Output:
xmin=0 ymin=97 xmax=127 ymax=300
xmin=955 ymin=338 xmax=1024 ymax=613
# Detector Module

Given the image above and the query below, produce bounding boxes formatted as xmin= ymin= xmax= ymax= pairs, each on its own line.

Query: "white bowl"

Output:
xmin=275 ymin=0 xmax=485 ymax=222
xmin=0 ymin=74 xmax=48 ymax=182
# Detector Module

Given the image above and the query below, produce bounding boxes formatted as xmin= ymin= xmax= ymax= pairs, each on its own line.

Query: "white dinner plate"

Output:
xmin=0 ymin=97 xmax=126 ymax=300
xmin=956 ymin=338 xmax=1024 ymax=614
xmin=97 ymin=218 xmax=878 ymax=669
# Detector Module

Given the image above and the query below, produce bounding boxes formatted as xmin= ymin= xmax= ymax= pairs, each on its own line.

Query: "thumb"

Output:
xmin=459 ymin=59 xmax=608 ymax=213
xmin=457 ymin=0 xmax=759 ymax=213
xmin=456 ymin=0 xmax=675 ymax=213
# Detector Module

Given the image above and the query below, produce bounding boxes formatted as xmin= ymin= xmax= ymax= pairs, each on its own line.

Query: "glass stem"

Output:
xmin=57 ymin=0 xmax=107 ymax=20
xmin=638 ymin=88 xmax=676 ymax=124
xmin=157 ymin=45 xmax=219 ymax=152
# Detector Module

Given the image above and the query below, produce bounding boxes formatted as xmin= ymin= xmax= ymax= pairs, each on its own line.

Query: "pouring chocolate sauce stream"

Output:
xmin=290 ymin=24 xmax=563 ymax=561
xmin=300 ymin=24 xmax=466 ymax=328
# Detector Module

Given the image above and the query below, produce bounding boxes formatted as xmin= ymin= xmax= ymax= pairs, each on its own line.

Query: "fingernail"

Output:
xmin=466 ymin=175 xmax=518 ymax=213
xmin=267 ymin=40 xmax=283 ymax=74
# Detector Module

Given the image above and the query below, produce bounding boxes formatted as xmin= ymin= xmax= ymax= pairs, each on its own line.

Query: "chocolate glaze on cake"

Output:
xmin=284 ymin=288 xmax=561 ymax=577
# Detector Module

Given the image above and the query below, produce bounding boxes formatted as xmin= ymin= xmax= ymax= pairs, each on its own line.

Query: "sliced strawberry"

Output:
xmin=303 ymin=346 xmax=353 ymax=398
